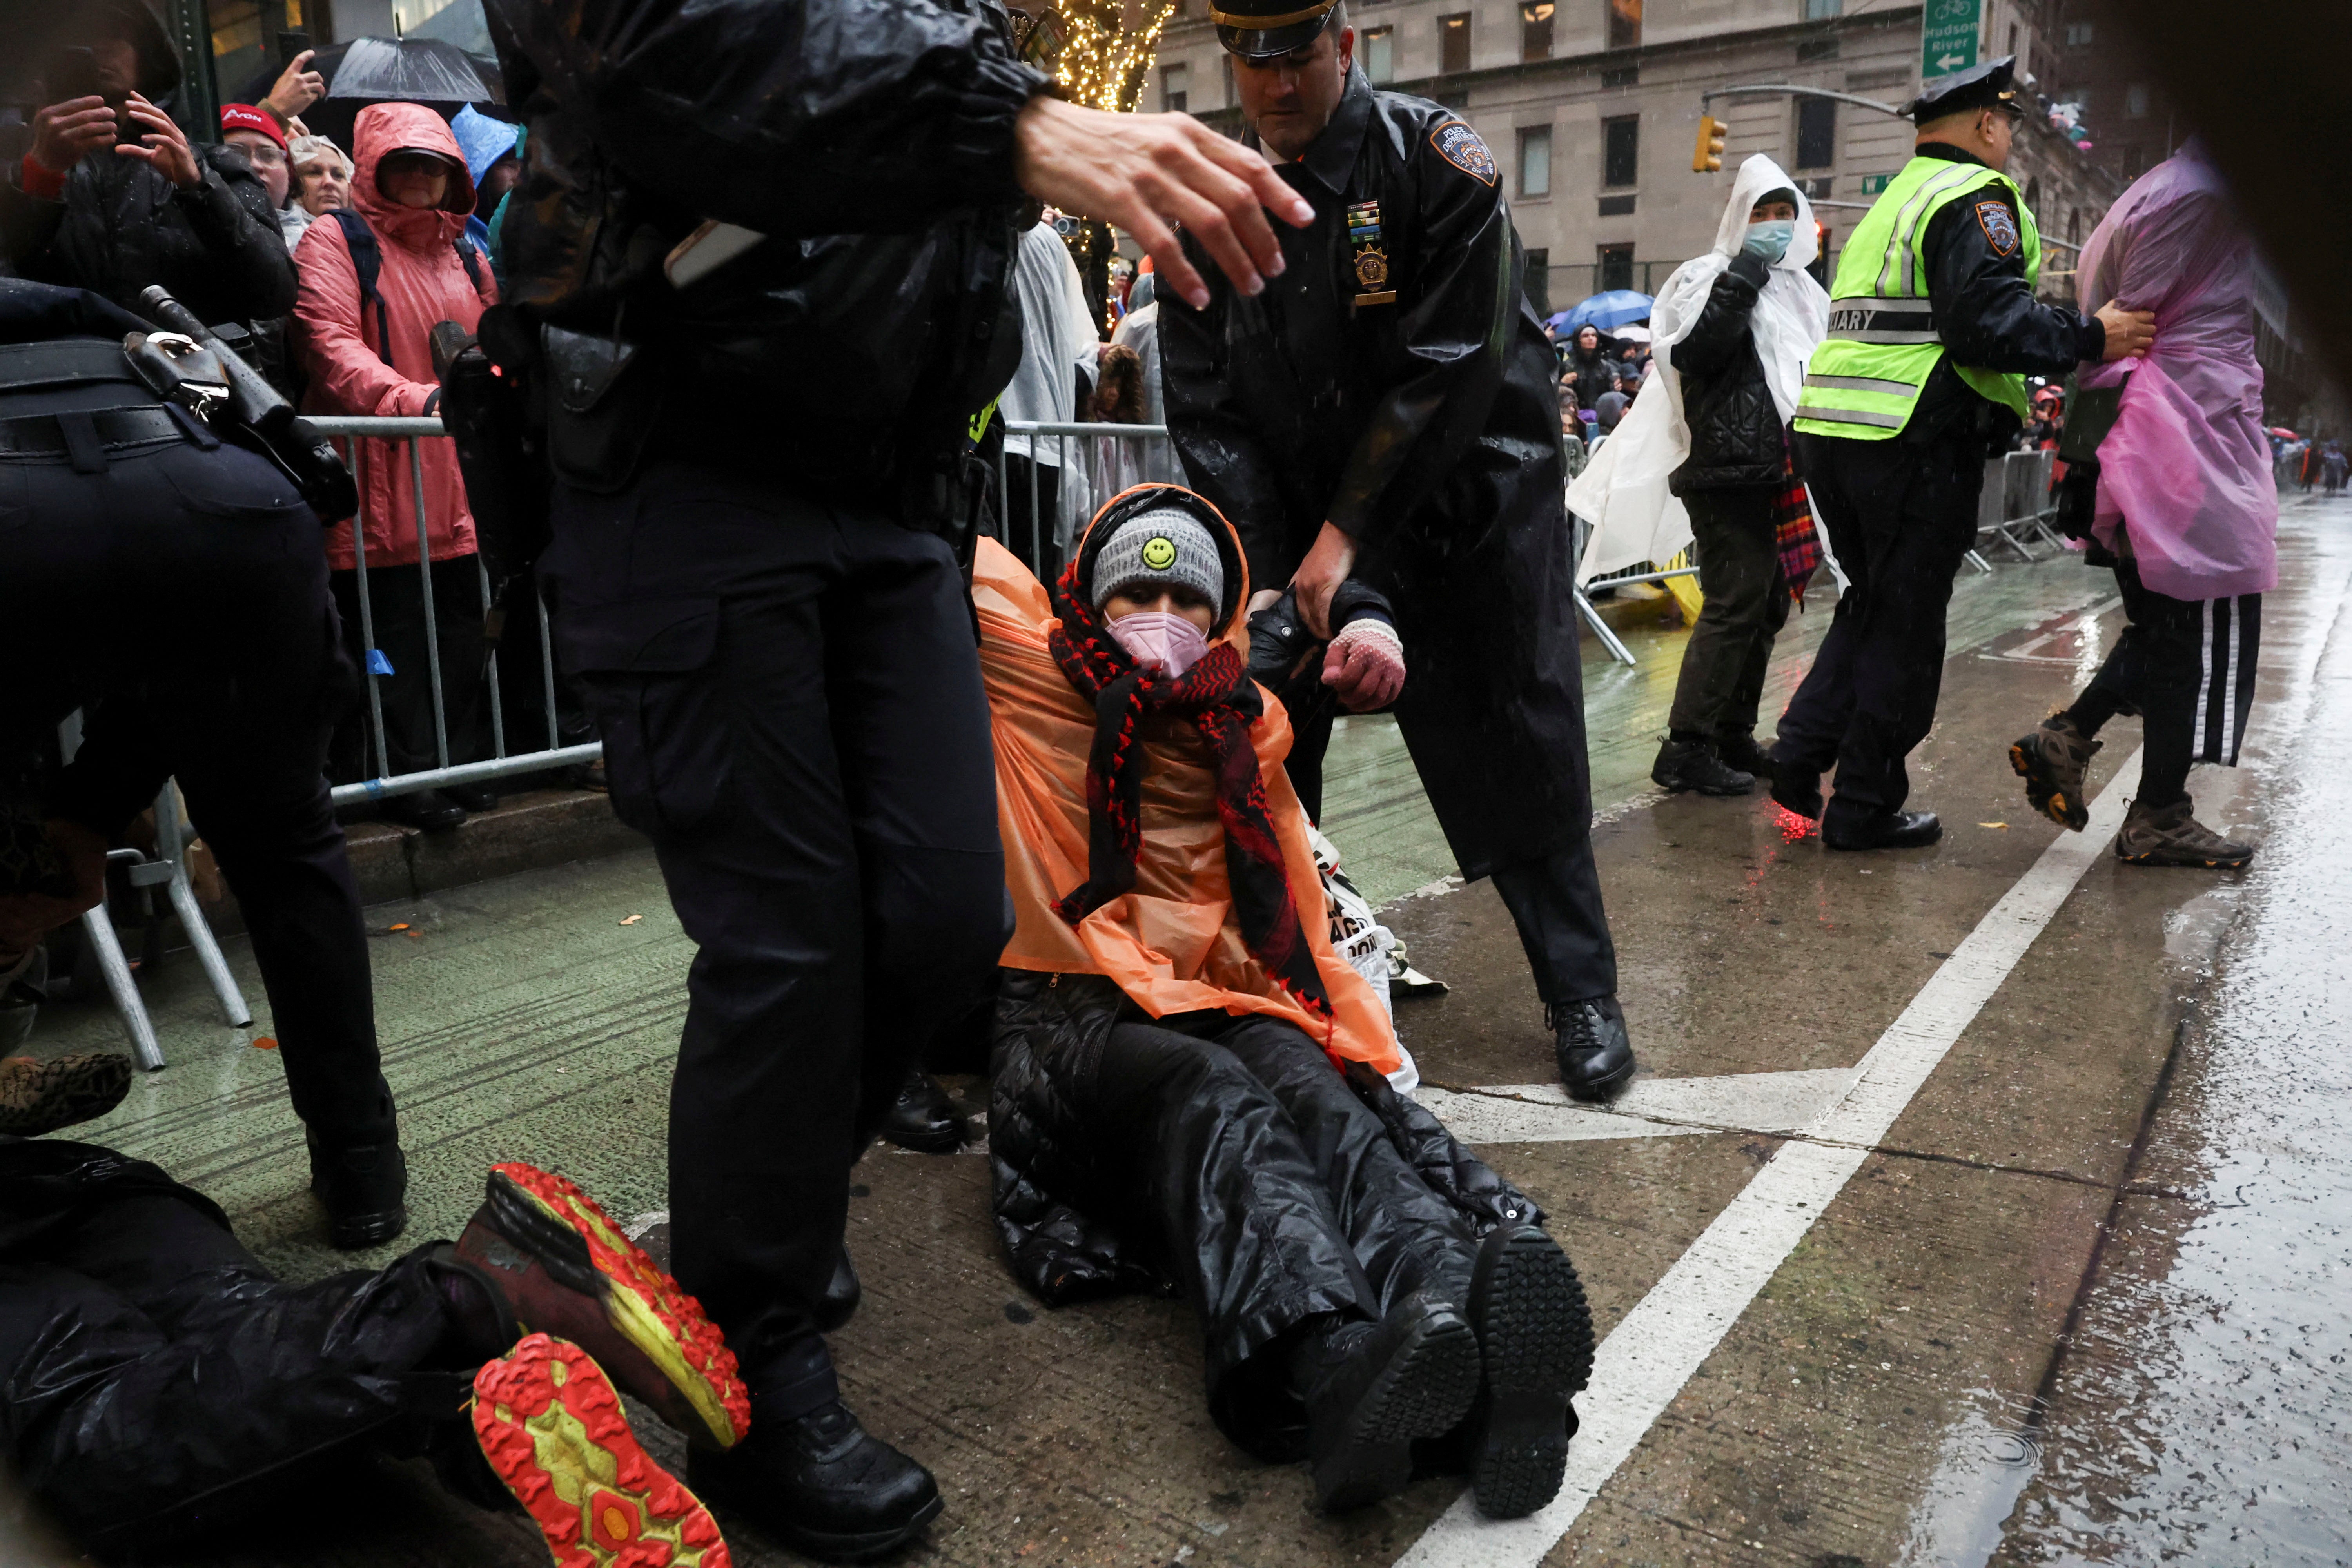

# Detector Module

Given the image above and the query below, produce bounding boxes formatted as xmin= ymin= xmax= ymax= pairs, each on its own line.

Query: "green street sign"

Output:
xmin=1859 ymin=173 xmax=1893 ymax=195
xmin=1921 ymin=0 xmax=1980 ymax=80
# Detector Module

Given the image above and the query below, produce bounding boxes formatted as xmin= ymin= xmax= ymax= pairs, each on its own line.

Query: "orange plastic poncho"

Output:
xmin=975 ymin=523 xmax=1401 ymax=1076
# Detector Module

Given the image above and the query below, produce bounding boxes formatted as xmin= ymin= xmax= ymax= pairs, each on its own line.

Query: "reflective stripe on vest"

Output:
xmin=1793 ymin=156 xmax=2042 ymax=441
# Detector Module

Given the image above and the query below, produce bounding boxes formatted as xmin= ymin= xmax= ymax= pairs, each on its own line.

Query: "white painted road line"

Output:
xmin=1397 ymin=748 xmax=2145 ymax=1568
xmin=1418 ymin=1069 xmax=1862 ymax=1144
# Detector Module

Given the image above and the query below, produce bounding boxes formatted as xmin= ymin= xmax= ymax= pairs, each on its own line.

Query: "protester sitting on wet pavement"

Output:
xmin=0 ymin=1100 xmax=745 ymax=1565
xmin=292 ymin=103 xmax=499 ymax=832
xmin=1638 ymin=156 xmax=1830 ymax=798
xmin=1 ymin=4 xmax=294 ymax=328
xmin=978 ymin=486 xmax=1593 ymax=1520
xmin=2009 ymin=139 xmax=2274 ymax=869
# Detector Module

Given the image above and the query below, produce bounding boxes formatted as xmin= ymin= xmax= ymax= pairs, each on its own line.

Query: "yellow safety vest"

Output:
xmin=1792 ymin=155 xmax=2042 ymax=440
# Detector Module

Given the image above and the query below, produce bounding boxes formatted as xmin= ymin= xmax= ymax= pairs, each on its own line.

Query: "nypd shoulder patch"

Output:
xmin=1430 ymin=121 xmax=1497 ymax=186
xmin=1974 ymin=199 xmax=2021 ymax=257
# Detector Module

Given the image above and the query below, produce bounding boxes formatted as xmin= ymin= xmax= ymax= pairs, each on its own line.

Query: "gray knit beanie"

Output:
xmin=1090 ymin=508 xmax=1225 ymax=614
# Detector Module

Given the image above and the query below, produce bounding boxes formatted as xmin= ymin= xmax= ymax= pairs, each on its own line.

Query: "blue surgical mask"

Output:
xmin=1743 ymin=219 xmax=1796 ymax=261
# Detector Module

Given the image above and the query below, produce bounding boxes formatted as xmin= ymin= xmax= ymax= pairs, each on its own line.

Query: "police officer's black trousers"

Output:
xmin=546 ymin=462 xmax=1008 ymax=1419
xmin=1777 ymin=432 xmax=1983 ymax=828
xmin=0 ymin=438 xmax=396 ymax=1147
xmin=0 ymin=1141 xmax=473 ymax=1546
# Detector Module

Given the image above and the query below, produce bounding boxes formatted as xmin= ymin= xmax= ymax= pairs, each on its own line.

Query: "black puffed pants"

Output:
xmin=0 ymin=1141 xmax=461 ymax=1546
xmin=1775 ymin=431 xmax=1983 ymax=829
xmin=1667 ymin=484 xmax=1791 ymax=744
xmin=0 ymin=435 xmax=395 ymax=1147
xmin=545 ymin=462 xmax=1009 ymax=1419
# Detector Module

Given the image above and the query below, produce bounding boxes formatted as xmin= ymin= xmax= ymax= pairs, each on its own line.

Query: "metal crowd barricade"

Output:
xmin=995 ymin=420 xmax=1178 ymax=581
xmin=1974 ymin=446 xmax=2064 ymax=566
xmin=308 ymin=416 xmax=602 ymax=806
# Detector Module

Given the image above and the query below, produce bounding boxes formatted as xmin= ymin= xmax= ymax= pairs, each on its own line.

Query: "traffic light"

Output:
xmin=1692 ymin=114 xmax=1726 ymax=173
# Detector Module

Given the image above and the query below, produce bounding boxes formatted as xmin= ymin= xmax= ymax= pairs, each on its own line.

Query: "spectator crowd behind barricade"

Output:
xmin=291 ymin=103 xmax=499 ymax=832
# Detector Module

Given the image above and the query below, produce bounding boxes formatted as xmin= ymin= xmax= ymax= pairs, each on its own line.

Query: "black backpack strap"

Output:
xmin=454 ymin=236 xmax=488 ymax=299
xmin=327 ymin=208 xmax=394 ymax=367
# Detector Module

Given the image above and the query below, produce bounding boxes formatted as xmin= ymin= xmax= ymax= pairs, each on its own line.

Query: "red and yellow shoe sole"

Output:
xmin=474 ymin=1333 xmax=732 ymax=1568
xmin=492 ymin=1163 xmax=751 ymax=1450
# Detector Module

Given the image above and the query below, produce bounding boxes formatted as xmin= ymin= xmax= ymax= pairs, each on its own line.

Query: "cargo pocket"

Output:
xmin=560 ymin=597 xmax=735 ymax=840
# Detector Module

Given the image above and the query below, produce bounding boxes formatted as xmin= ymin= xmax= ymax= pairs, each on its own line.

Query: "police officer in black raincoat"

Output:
xmin=1159 ymin=0 xmax=1635 ymax=1102
xmin=0 ymin=279 xmax=405 ymax=1251
xmin=476 ymin=0 xmax=1314 ymax=1555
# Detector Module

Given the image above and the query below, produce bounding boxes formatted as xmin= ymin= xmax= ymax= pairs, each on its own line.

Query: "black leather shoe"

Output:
xmin=1550 ymin=996 xmax=1635 ymax=1103
xmin=689 ymin=1400 xmax=942 ymax=1563
xmin=1717 ymin=731 xmax=1775 ymax=782
xmin=817 ymin=1247 xmax=861 ymax=1334
xmin=1463 ymin=1225 xmax=1594 ymax=1519
xmin=306 ymin=1133 xmax=409 ymax=1249
xmin=442 ymin=782 xmax=500 ymax=813
xmin=381 ymin=789 xmax=467 ymax=831
xmin=1293 ymin=1292 xmax=1481 ymax=1513
xmin=876 ymin=1071 xmax=967 ymax=1154
xmin=1767 ymin=758 xmax=1822 ymax=821
xmin=1651 ymin=737 xmax=1753 ymax=797
xmin=1822 ymin=809 xmax=1943 ymax=851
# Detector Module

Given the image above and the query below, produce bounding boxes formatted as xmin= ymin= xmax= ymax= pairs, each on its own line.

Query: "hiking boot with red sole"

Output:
xmin=2009 ymin=711 xmax=2100 ymax=831
xmin=455 ymin=1163 xmax=750 ymax=1451
xmin=473 ymin=1332 xmax=732 ymax=1568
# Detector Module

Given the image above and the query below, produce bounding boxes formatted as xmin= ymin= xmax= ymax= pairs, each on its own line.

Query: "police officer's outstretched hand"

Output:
xmin=1014 ymin=96 xmax=1314 ymax=311
xmin=2093 ymin=302 xmax=2156 ymax=361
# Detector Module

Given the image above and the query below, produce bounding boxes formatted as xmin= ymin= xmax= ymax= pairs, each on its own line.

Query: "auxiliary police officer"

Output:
xmin=1159 ymin=0 xmax=1636 ymax=1101
xmin=1769 ymin=57 xmax=2153 ymax=848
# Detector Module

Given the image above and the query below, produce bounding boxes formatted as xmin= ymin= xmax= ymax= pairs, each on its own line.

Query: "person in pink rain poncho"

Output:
xmin=2007 ymin=139 xmax=2277 ymax=868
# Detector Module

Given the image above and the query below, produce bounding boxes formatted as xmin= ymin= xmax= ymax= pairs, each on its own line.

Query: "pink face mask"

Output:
xmin=1109 ymin=610 xmax=1213 ymax=677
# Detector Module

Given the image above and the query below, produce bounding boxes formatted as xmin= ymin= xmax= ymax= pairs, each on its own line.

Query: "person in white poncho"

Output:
xmin=1566 ymin=156 xmax=1829 ymax=793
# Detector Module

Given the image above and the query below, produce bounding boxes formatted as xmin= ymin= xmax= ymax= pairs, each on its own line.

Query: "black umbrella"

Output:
xmin=231 ymin=37 xmax=504 ymax=148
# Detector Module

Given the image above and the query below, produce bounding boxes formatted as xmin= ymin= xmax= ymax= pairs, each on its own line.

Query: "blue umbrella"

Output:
xmin=1549 ymin=290 xmax=1654 ymax=335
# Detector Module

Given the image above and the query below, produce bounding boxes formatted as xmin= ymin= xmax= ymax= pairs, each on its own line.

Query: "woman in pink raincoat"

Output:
xmin=2006 ymin=139 xmax=2275 ymax=869
xmin=292 ymin=102 xmax=497 ymax=830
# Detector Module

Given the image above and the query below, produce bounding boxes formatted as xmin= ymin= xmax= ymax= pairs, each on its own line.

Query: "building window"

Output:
xmin=1521 ymin=2 xmax=1554 ymax=62
xmin=2063 ymin=21 xmax=2094 ymax=45
xmin=1803 ymin=0 xmax=1840 ymax=15
xmin=2069 ymin=207 xmax=2081 ymax=243
xmin=2007 ymin=23 xmax=2018 ymax=54
xmin=1795 ymin=97 xmax=1837 ymax=169
xmin=1607 ymin=0 xmax=1641 ymax=50
xmin=2122 ymin=143 xmax=2147 ymax=178
xmin=1161 ymin=63 xmax=1189 ymax=113
xmin=1597 ymin=193 xmax=1635 ymax=215
xmin=1524 ymin=248 xmax=1550 ymax=317
xmin=2024 ymin=175 xmax=2041 ymax=207
xmin=1598 ymin=242 xmax=1635 ymax=293
xmin=1363 ymin=26 xmax=1396 ymax=82
xmin=1602 ymin=114 xmax=1639 ymax=187
xmin=1439 ymin=12 xmax=1471 ymax=74
xmin=1518 ymin=125 xmax=1552 ymax=197
xmin=2125 ymin=82 xmax=2151 ymax=117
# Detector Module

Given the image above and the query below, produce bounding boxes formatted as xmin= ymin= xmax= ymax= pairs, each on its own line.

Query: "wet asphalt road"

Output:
xmin=35 ymin=495 xmax=2352 ymax=1567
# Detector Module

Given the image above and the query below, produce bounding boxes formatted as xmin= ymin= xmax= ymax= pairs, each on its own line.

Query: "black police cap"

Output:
xmin=1907 ymin=55 xmax=2022 ymax=123
xmin=1212 ymin=0 xmax=1341 ymax=61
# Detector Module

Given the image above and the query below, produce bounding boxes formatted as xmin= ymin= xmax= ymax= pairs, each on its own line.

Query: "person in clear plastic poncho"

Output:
xmin=2006 ymin=139 xmax=2276 ymax=869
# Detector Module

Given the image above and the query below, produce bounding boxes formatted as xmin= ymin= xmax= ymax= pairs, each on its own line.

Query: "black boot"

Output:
xmin=1550 ymin=996 xmax=1635 ymax=1103
xmin=381 ymin=789 xmax=466 ymax=830
xmin=442 ymin=782 xmax=500 ymax=813
xmin=875 ymin=1071 xmax=967 ymax=1154
xmin=690 ymin=1400 xmax=942 ymax=1563
xmin=1766 ymin=747 xmax=1822 ymax=820
xmin=1716 ymin=731 xmax=1775 ymax=782
xmin=1292 ymin=1293 xmax=1481 ymax=1513
xmin=1463 ymin=1225 xmax=1594 ymax=1519
xmin=817 ymin=1247 xmax=861 ymax=1334
xmin=306 ymin=1131 xmax=409 ymax=1249
xmin=1821 ymin=809 xmax=1942 ymax=851
xmin=1650 ymin=736 xmax=1753 ymax=797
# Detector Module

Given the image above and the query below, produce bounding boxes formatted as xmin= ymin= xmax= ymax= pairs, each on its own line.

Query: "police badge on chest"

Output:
xmin=1347 ymin=201 xmax=1396 ymax=309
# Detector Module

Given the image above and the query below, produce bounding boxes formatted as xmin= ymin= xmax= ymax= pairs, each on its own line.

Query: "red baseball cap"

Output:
xmin=220 ymin=104 xmax=287 ymax=150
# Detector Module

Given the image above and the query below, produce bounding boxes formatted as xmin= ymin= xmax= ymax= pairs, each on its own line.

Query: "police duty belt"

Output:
xmin=1347 ymin=201 xmax=1395 ymax=309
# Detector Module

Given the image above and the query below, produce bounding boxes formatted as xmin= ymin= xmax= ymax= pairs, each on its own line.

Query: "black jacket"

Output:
xmin=1670 ymin=250 xmax=1784 ymax=493
xmin=0 ymin=145 xmax=296 ymax=327
xmin=479 ymin=0 xmax=1045 ymax=503
xmin=1902 ymin=143 xmax=2104 ymax=447
xmin=1160 ymin=69 xmax=1592 ymax=877
xmin=1564 ymin=345 xmax=1619 ymax=411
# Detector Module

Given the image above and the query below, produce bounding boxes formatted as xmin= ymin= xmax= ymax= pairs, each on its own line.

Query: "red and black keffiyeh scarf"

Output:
xmin=1775 ymin=436 xmax=1822 ymax=605
xmin=1045 ymin=563 xmax=1332 ymax=1020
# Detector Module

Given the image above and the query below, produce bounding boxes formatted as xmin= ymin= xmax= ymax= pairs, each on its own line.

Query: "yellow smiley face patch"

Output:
xmin=1141 ymin=536 xmax=1178 ymax=570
